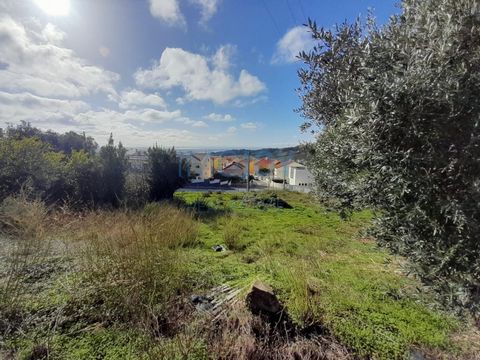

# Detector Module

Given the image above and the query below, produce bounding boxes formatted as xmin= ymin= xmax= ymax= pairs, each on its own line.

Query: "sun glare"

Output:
xmin=34 ymin=0 xmax=70 ymax=16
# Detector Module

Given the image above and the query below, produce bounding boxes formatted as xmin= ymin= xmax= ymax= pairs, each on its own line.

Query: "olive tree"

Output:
xmin=299 ymin=0 xmax=480 ymax=314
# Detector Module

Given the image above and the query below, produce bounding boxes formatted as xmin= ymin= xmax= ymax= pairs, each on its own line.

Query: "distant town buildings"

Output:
xmin=126 ymin=150 xmax=315 ymax=191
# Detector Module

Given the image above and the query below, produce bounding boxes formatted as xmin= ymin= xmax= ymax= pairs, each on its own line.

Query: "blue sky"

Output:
xmin=0 ymin=0 xmax=397 ymax=148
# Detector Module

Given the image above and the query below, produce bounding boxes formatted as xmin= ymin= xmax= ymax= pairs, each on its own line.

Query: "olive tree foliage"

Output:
xmin=299 ymin=0 xmax=480 ymax=314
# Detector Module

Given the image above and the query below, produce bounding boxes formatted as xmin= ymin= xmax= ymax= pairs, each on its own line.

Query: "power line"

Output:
xmin=260 ymin=0 xmax=282 ymax=36
xmin=298 ymin=0 xmax=307 ymax=22
xmin=285 ymin=0 xmax=297 ymax=25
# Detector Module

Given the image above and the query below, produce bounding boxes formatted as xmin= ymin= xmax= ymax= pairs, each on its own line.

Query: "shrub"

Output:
xmin=0 ymin=192 xmax=50 ymax=312
xmin=222 ymin=217 xmax=242 ymax=251
xmin=0 ymin=191 xmax=48 ymax=240
xmin=299 ymin=0 xmax=480 ymax=314
xmin=123 ymin=173 xmax=149 ymax=209
xmin=147 ymin=146 xmax=183 ymax=201
xmin=72 ymin=204 xmax=199 ymax=327
xmin=0 ymin=137 xmax=67 ymax=203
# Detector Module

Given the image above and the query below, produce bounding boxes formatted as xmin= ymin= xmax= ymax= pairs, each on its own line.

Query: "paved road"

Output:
xmin=177 ymin=181 xmax=270 ymax=193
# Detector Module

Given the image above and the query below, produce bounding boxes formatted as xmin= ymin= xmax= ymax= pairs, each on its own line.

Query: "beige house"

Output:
xmin=188 ymin=153 xmax=213 ymax=180
xmin=221 ymin=161 xmax=245 ymax=178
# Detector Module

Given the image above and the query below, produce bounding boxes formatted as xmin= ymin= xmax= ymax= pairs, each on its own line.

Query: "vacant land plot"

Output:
xmin=0 ymin=191 xmax=478 ymax=359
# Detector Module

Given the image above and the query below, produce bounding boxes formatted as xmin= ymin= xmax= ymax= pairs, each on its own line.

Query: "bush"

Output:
xmin=0 ymin=137 xmax=68 ymax=203
xmin=299 ymin=0 xmax=480 ymax=314
xmin=222 ymin=217 xmax=242 ymax=251
xmin=147 ymin=146 xmax=183 ymax=201
xmin=123 ymin=173 xmax=149 ymax=209
xmin=0 ymin=193 xmax=50 ymax=311
xmin=72 ymin=204 xmax=199 ymax=327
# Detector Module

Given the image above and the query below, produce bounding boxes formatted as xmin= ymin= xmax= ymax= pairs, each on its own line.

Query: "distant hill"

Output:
xmin=211 ymin=146 xmax=307 ymax=162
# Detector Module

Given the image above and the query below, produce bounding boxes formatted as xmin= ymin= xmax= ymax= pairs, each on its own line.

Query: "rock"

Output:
xmin=246 ymin=280 xmax=297 ymax=339
xmin=247 ymin=280 xmax=282 ymax=314
xmin=190 ymin=294 xmax=214 ymax=311
xmin=409 ymin=349 xmax=426 ymax=360
xmin=212 ymin=244 xmax=226 ymax=252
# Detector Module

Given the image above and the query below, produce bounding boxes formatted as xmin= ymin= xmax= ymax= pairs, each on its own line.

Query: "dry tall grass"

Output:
xmin=68 ymin=202 xmax=200 ymax=330
xmin=222 ymin=216 xmax=242 ymax=251
xmin=207 ymin=301 xmax=352 ymax=360
xmin=0 ymin=192 xmax=50 ymax=306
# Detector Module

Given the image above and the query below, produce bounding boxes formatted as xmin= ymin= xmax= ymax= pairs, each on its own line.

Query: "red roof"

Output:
xmin=275 ymin=159 xmax=293 ymax=169
xmin=223 ymin=161 xmax=245 ymax=170
xmin=256 ymin=157 xmax=273 ymax=168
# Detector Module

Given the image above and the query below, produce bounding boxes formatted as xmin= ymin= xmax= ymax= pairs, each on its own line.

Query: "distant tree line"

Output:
xmin=0 ymin=121 xmax=184 ymax=208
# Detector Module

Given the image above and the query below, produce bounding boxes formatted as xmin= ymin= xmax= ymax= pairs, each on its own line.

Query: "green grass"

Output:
xmin=174 ymin=191 xmax=461 ymax=359
xmin=2 ymin=190 xmax=475 ymax=359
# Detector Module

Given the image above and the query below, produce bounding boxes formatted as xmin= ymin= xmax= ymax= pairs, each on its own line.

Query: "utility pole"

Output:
xmin=246 ymin=150 xmax=250 ymax=192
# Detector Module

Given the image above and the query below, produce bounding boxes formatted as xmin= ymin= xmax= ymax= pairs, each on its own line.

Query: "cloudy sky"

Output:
xmin=0 ymin=0 xmax=396 ymax=148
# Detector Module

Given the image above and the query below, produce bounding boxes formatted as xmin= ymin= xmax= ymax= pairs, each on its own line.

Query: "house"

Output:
xmin=255 ymin=157 xmax=275 ymax=176
xmin=187 ymin=153 xmax=213 ymax=180
xmin=221 ymin=161 xmax=245 ymax=178
xmin=287 ymin=163 xmax=314 ymax=187
xmin=274 ymin=160 xmax=299 ymax=181
xmin=211 ymin=156 xmax=223 ymax=172
xmin=274 ymin=161 xmax=314 ymax=187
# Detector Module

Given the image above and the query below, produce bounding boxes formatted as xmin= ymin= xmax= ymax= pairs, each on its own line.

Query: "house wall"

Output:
xmin=223 ymin=165 xmax=244 ymax=178
xmin=262 ymin=179 xmax=312 ymax=193
xmin=290 ymin=167 xmax=314 ymax=186
xmin=274 ymin=166 xmax=288 ymax=181
xmin=189 ymin=158 xmax=203 ymax=179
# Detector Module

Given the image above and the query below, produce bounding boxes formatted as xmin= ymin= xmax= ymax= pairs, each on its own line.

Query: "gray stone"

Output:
xmin=247 ymin=280 xmax=282 ymax=314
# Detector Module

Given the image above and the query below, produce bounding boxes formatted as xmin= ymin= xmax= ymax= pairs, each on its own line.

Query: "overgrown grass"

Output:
xmin=0 ymin=193 xmax=51 ymax=325
xmin=1 ymin=191 xmax=479 ymax=359
xmin=68 ymin=202 xmax=200 ymax=329
xmin=175 ymin=191 xmax=475 ymax=359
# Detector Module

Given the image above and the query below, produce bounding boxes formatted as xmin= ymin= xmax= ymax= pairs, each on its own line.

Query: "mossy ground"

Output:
xmin=1 ymin=190 xmax=478 ymax=359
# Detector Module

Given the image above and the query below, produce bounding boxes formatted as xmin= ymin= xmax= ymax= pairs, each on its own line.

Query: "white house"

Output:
xmin=274 ymin=161 xmax=301 ymax=181
xmin=274 ymin=161 xmax=314 ymax=187
xmin=188 ymin=153 xmax=213 ymax=180
xmin=287 ymin=163 xmax=314 ymax=187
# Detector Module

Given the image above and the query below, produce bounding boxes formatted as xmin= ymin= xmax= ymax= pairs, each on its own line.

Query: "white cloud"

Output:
xmin=191 ymin=0 xmax=221 ymax=25
xmin=204 ymin=112 xmax=234 ymax=122
xmin=233 ymin=95 xmax=268 ymax=108
xmin=176 ymin=117 xmax=208 ymax=127
xmin=11 ymin=107 xmax=202 ymax=147
xmin=272 ymin=26 xmax=314 ymax=64
xmin=70 ymin=109 xmax=202 ymax=147
xmin=134 ymin=47 xmax=266 ymax=104
xmin=75 ymin=108 xmax=182 ymax=126
xmin=212 ymin=44 xmax=236 ymax=70
xmin=149 ymin=0 xmax=186 ymax=28
xmin=41 ymin=23 xmax=65 ymax=44
xmin=240 ymin=122 xmax=258 ymax=130
xmin=114 ymin=89 xmax=167 ymax=110
xmin=0 ymin=91 xmax=89 ymax=123
xmin=227 ymin=126 xmax=237 ymax=134
xmin=0 ymin=16 xmax=119 ymax=98
xmin=72 ymin=118 xmax=196 ymax=147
